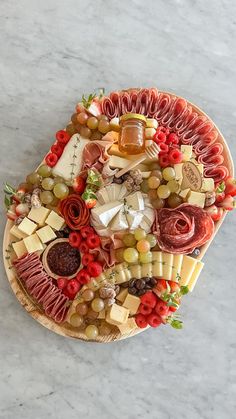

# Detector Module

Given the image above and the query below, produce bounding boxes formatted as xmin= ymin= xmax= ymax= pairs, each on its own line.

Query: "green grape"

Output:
xmin=123 ymin=233 xmax=136 ymax=247
xmin=123 ymin=248 xmax=139 ymax=263
xmin=115 ymin=248 xmax=125 ymax=262
xmin=151 ymin=169 xmax=162 ymax=180
xmin=66 ymin=123 xmax=77 ymax=136
xmin=167 ymin=180 xmax=179 ymax=193
xmin=53 ymin=176 xmax=64 ymax=185
xmin=82 ymin=289 xmax=95 ymax=302
xmin=91 ymin=298 xmax=105 ymax=313
xmin=98 ymin=114 xmax=109 ymax=121
xmin=70 ymin=313 xmax=83 ymax=327
xmin=37 ymin=165 xmax=52 ymax=177
xmin=80 ymin=126 xmax=92 ymax=138
xmin=87 ymin=117 xmax=98 ymax=130
xmin=136 ymin=239 xmax=151 ymax=253
xmin=140 ymin=179 xmax=150 ymax=193
xmin=149 ymin=162 xmax=161 ymax=171
xmin=76 ymin=303 xmax=88 ymax=316
xmin=40 ymin=191 xmax=54 ymax=205
xmin=50 ymin=195 xmax=60 ymax=207
xmin=90 ymin=131 xmax=103 ymax=141
xmin=157 ymin=184 xmax=171 ymax=199
xmin=148 ymin=176 xmax=160 ymax=189
xmin=71 ymin=113 xmax=79 ymax=125
xmin=42 ymin=177 xmax=55 ymax=191
xmin=26 ymin=172 xmax=41 ymax=185
xmin=162 ymin=167 xmax=176 ymax=181
xmin=134 ymin=228 xmax=146 ymax=241
xmin=151 ymin=197 xmax=165 ymax=209
xmin=168 ymin=193 xmax=183 ymax=208
xmin=98 ymin=119 xmax=110 ymax=134
xmin=77 ymin=112 xmax=88 ymax=125
xmin=53 ymin=183 xmax=69 ymax=199
xmin=148 ymin=189 xmax=157 ymax=201
xmin=85 ymin=325 xmax=99 ymax=339
xmin=139 ymin=251 xmax=152 ymax=264
xmin=146 ymin=234 xmax=157 ymax=248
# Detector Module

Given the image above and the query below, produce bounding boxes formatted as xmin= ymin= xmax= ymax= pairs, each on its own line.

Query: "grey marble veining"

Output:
xmin=0 ymin=1 xmax=236 ymax=418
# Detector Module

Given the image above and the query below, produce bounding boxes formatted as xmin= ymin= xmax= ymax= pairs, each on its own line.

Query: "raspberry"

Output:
xmin=80 ymin=226 xmax=94 ymax=239
xmin=135 ymin=314 xmax=148 ymax=329
xmin=138 ymin=303 xmax=152 ymax=316
xmin=87 ymin=261 xmax=103 ymax=277
xmin=159 ymin=153 xmax=170 ymax=168
xmin=79 ymin=241 xmax=89 ymax=253
xmin=168 ymin=148 xmax=183 ymax=164
xmin=86 ymin=234 xmax=101 ymax=249
xmin=153 ymin=131 xmax=166 ymax=144
xmin=57 ymin=277 xmax=68 ymax=290
xmin=159 ymin=142 xmax=169 ymax=153
xmin=56 ymin=130 xmax=70 ymax=145
xmin=147 ymin=313 xmax=162 ymax=328
xmin=155 ymin=300 xmax=169 ymax=316
xmin=166 ymin=133 xmax=179 ymax=145
xmin=140 ymin=292 xmax=157 ymax=309
xmin=51 ymin=143 xmax=64 ymax=157
xmin=82 ymin=253 xmax=94 ymax=266
xmin=76 ymin=269 xmax=91 ymax=284
xmin=45 ymin=153 xmax=58 ymax=167
xmin=69 ymin=232 xmax=82 ymax=248
xmin=64 ymin=279 xmax=81 ymax=299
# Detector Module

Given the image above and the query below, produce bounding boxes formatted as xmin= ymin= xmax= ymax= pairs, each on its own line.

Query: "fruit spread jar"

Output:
xmin=119 ymin=113 xmax=147 ymax=154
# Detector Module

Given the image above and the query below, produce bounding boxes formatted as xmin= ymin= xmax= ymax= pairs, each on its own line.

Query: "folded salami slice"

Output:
xmin=152 ymin=203 xmax=214 ymax=254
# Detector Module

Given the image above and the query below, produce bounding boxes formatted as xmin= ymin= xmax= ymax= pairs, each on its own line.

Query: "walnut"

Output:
xmin=99 ymin=287 xmax=116 ymax=299
xmin=205 ymin=191 xmax=216 ymax=207
xmin=31 ymin=188 xmax=41 ymax=208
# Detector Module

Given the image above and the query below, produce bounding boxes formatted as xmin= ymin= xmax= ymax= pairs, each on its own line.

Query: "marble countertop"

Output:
xmin=0 ymin=1 xmax=236 ymax=418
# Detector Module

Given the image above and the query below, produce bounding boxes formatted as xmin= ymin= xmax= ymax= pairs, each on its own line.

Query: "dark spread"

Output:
xmin=47 ymin=242 xmax=81 ymax=277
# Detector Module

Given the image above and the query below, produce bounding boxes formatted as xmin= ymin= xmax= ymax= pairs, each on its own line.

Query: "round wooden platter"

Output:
xmin=3 ymin=91 xmax=234 ymax=342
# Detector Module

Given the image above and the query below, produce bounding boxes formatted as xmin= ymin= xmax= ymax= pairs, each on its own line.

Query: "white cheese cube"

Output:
xmin=10 ymin=224 xmax=28 ymax=240
xmin=187 ymin=191 xmax=205 ymax=208
xmin=36 ymin=225 xmax=57 ymax=243
xmin=188 ymin=261 xmax=204 ymax=292
xmin=109 ymin=155 xmax=147 ymax=171
xmin=12 ymin=240 xmax=28 ymax=259
xmin=18 ymin=217 xmax=38 ymax=236
xmin=106 ymin=304 xmax=130 ymax=326
xmin=122 ymin=294 xmax=140 ymax=315
xmin=116 ymin=288 xmax=128 ymax=303
xmin=145 ymin=128 xmax=156 ymax=139
xmin=152 ymin=260 xmax=163 ymax=278
xmin=28 ymin=206 xmax=50 ymax=226
xmin=181 ymin=145 xmax=193 ymax=162
xmin=117 ymin=318 xmax=137 ymax=334
xmin=114 ymin=270 xmax=127 ymax=284
xmin=201 ymin=178 xmax=214 ymax=192
xmin=45 ymin=211 xmax=65 ymax=231
xmin=180 ymin=256 xmax=198 ymax=286
xmin=91 ymin=201 xmax=123 ymax=227
xmin=23 ymin=234 xmax=44 ymax=253
xmin=162 ymin=253 xmax=173 ymax=281
xmin=179 ymin=188 xmax=190 ymax=199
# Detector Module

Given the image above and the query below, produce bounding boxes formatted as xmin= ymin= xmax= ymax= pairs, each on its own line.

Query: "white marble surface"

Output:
xmin=0 ymin=1 xmax=236 ymax=418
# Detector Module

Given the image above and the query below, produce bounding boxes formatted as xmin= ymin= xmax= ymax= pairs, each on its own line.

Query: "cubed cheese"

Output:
xmin=179 ymin=188 xmax=190 ymax=199
xmin=106 ymin=304 xmax=130 ymax=325
xmin=45 ymin=211 xmax=65 ymax=230
xmin=187 ymin=191 xmax=205 ymax=208
xmin=180 ymin=255 xmax=198 ymax=286
xmin=146 ymin=118 xmax=158 ymax=129
xmin=174 ymin=164 xmax=183 ymax=181
xmin=145 ymin=128 xmax=156 ymax=139
xmin=36 ymin=225 xmax=57 ymax=243
xmin=122 ymin=294 xmax=140 ymax=315
xmin=116 ymin=288 xmax=129 ymax=303
xmin=109 ymin=155 xmax=147 ymax=171
xmin=181 ymin=145 xmax=193 ymax=161
xmin=10 ymin=224 xmax=28 ymax=240
xmin=129 ymin=264 xmax=142 ymax=280
xmin=162 ymin=253 xmax=173 ymax=281
xmin=188 ymin=260 xmax=204 ymax=292
xmin=152 ymin=252 xmax=163 ymax=278
xmin=23 ymin=234 xmax=44 ymax=253
xmin=18 ymin=217 xmax=38 ymax=236
xmin=201 ymin=178 xmax=214 ymax=192
xmin=141 ymin=171 xmax=151 ymax=179
xmin=28 ymin=206 xmax=50 ymax=226
xmin=117 ymin=317 xmax=137 ymax=334
xmin=12 ymin=240 xmax=28 ymax=259
xmin=91 ymin=201 xmax=123 ymax=227
xmin=125 ymin=192 xmax=144 ymax=211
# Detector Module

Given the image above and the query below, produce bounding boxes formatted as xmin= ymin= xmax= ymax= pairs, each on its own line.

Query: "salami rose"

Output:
xmin=60 ymin=194 xmax=90 ymax=231
xmin=152 ymin=203 xmax=214 ymax=254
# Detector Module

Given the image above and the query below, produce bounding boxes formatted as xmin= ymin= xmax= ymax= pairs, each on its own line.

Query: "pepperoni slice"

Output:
xmin=60 ymin=194 xmax=90 ymax=231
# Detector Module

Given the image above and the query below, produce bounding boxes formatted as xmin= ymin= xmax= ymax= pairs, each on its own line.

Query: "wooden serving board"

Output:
xmin=3 ymin=91 xmax=234 ymax=342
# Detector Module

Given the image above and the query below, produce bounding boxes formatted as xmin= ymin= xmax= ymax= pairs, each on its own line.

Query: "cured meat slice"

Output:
xmin=198 ymin=143 xmax=224 ymax=168
xmin=152 ymin=203 xmax=214 ymax=254
xmin=194 ymin=130 xmax=218 ymax=155
xmin=204 ymin=165 xmax=229 ymax=183
xmin=13 ymin=253 xmax=69 ymax=323
xmin=60 ymin=194 xmax=90 ymax=231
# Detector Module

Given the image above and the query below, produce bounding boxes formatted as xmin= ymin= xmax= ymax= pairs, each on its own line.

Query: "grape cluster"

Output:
xmin=67 ymin=111 xmax=115 ymax=140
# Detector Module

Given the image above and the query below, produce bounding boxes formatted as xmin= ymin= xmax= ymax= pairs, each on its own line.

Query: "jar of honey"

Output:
xmin=118 ymin=113 xmax=147 ymax=154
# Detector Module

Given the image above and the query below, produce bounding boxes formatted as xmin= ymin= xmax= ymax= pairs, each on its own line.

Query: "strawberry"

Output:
xmin=15 ymin=203 xmax=29 ymax=217
xmin=225 ymin=177 xmax=236 ymax=197
xmin=205 ymin=205 xmax=223 ymax=221
xmin=85 ymin=198 xmax=97 ymax=209
xmin=156 ymin=279 xmax=167 ymax=293
xmin=219 ymin=194 xmax=234 ymax=211
xmin=215 ymin=192 xmax=225 ymax=204
xmin=167 ymin=280 xmax=180 ymax=293
xmin=72 ymin=176 xmax=86 ymax=194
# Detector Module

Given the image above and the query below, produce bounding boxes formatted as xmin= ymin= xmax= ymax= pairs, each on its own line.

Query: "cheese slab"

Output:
xmin=12 ymin=240 xmax=28 ymax=259
xmin=110 ymin=210 xmax=129 ymax=231
xmin=18 ymin=217 xmax=38 ymax=236
xmin=125 ymin=192 xmax=144 ymax=211
xmin=126 ymin=210 xmax=143 ymax=230
xmin=10 ymin=224 xmax=28 ymax=240
xmin=96 ymin=188 xmax=110 ymax=204
xmin=45 ymin=211 xmax=65 ymax=231
xmin=28 ymin=206 xmax=50 ymax=226
xmin=162 ymin=253 xmax=173 ymax=281
xmin=180 ymin=255 xmax=198 ymax=286
xmin=188 ymin=260 xmax=204 ymax=292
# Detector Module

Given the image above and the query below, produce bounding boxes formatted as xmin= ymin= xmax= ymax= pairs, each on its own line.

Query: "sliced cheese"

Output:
xmin=12 ymin=240 xmax=28 ymax=259
xmin=91 ymin=201 xmax=123 ymax=227
xmin=141 ymin=263 xmax=153 ymax=278
xmin=172 ymin=254 xmax=183 ymax=282
xmin=52 ymin=134 xmax=90 ymax=181
xmin=180 ymin=255 xmax=198 ymax=286
xmin=188 ymin=260 xmax=204 ymax=292
xmin=187 ymin=191 xmax=205 ymax=208
xmin=125 ymin=192 xmax=144 ymax=211
xmin=10 ymin=224 xmax=28 ymax=240
xmin=129 ymin=264 xmax=142 ymax=279
xmin=162 ymin=253 xmax=174 ymax=281
xmin=201 ymin=178 xmax=214 ymax=192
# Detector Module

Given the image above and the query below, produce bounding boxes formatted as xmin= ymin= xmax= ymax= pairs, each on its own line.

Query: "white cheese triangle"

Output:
xmin=126 ymin=210 xmax=143 ymax=230
xmin=91 ymin=201 xmax=123 ymax=227
xmin=109 ymin=208 xmax=129 ymax=231
xmin=125 ymin=192 xmax=144 ymax=211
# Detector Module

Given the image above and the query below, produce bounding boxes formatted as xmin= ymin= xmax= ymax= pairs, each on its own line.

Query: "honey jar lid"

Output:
xmin=120 ymin=113 xmax=147 ymax=122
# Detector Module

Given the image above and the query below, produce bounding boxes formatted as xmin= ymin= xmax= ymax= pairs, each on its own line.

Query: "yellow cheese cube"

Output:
xmin=187 ymin=191 xmax=205 ymax=208
xmin=18 ymin=217 xmax=38 ymax=236
xmin=146 ymin=118 xmax=158 ymax=129
xmin=162 ymin=253 xmax=173 ymax=281
xmin=181 ymin=145 xmax=193 ymax=161
xmin=109 ymin=119 xmax=120 ymax=132
xmin=188 ymin=261 xmax=204 ymax=292
xmin=145 ymin=128 xmax=156 ymax=139
xmin=173 ymin=164 xmax=183 ymax=181
xmin=180 ymin=255 xmax=198 ymax=286
xmin=28 ymin=206 xmax=50 ymax=226
xmin=172 ymin=254 xmax=183 ymax=282
xmin=116 ymin=288 xmax=128 ymax=303
xmin=201 ymin=178 xmax=214 ymax=192
xmin=179 ymin=188 xmax=190 ymax=199
xmin=45 ymin=211 xmax=65 ymax=231
xmin=122 ymin=294 xmax=140 ymax=315
xmin=23 ymin=234 xmax=44 ymax=253
xmin=36 ymin=225 xmax=57 ymax=243
xmin=117 ymin=317 xmax=137 ymax=334
xmin=106 ymin=304 xmax=130 ymax=326
xmin=12 ymin=240 xmax=28 ymax=259
xmin=10 ymin=224 xmax=28 ymax=240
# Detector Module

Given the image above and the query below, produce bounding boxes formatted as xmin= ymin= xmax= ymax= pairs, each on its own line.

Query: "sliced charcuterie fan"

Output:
xmin=3 ymin=88 xmax=235 ymax=342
